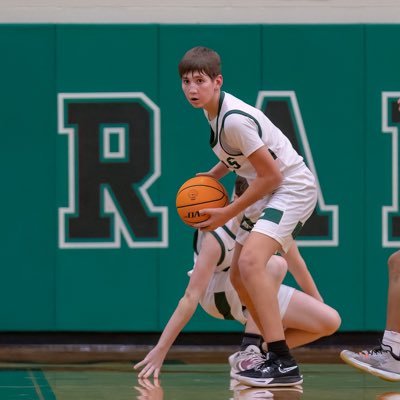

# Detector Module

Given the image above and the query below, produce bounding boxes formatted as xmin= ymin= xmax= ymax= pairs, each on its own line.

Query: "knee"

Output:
xmin=321 ymin=309 xmax=342 ymax=336
xmin=388 ymin=251 xmax=400 ymax=280
xmin=268 ymin=256 xmax=288 ymax=284
xmin=237 ymin=252 xmax=258 ymax=281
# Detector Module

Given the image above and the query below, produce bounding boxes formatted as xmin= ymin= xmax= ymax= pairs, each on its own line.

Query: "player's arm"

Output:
xmin=229 ymin=146 xmax=282 ymax=215
xmin=197 ymin=161 xmax=230 ymax=180
xmin=283 ymin=242 xmax=323 ymax=302
xmin=195 ymin=146 xmax=281 ymax=231
xmin=133 ymin=233 xmax=221 ymax=378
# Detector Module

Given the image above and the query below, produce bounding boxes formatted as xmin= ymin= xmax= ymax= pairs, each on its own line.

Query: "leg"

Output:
xmin=381 ymin=251 xmax=400 ymax=359
xmin=229 ymin=255 xmax=289 ymax=376
xmin=231 ymin=234 xmax=302 ymax=387
xmin=340 ymin=251 xmax=400 ymax=381
xmin=239 ymin=263 xmax=340 ymax=350
xmin=243 ymin=255 xmax=287 ymax=349
xmin=231 ymin=250 xmax=288 ymax=339
xmin=386 ymin=250 xmax=400 ymax=333
xmin=236 ymin=232 xmax=284 ymax=343
xmin=282 ymin=290 xmax=341 ymax=348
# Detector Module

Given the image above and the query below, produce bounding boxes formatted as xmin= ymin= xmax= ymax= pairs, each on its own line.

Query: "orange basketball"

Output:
xmin=176 ymin=176 xmax=229 ymax=225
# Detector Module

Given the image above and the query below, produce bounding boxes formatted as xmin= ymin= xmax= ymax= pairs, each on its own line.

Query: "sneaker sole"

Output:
xmin=340 ymin=351 xmax=372 ymax=374
xmin=230 ymin=370 xmax=239 ymax=378
xmin=340 ymin=351 xmax=400 ymax=382
xmin=367 ymin=366 xmax=400 ymax=382
xmin=231 ymin=372 xmax=303 ymax=388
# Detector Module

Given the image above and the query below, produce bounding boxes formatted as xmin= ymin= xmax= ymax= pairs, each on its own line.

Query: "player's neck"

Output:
xmin=204 ymin=91 xmax=221 ymax=120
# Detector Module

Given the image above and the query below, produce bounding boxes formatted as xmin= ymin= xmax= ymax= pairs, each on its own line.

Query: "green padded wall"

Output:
xmin=0 ymin=24 xmax=399 ymax=332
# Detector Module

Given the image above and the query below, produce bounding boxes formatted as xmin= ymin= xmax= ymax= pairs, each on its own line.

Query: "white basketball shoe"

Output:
xmin=229 ymin=345 xmax=266 ymax=377
xmin=340 ymin=343 xmax=400 ymax=382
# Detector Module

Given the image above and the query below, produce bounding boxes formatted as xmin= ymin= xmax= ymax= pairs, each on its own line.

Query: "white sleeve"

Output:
xmin=223 ymin=113 xmax=265 ymax=157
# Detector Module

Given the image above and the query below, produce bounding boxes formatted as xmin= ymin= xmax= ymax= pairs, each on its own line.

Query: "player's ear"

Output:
xmin=214 ymin=74 xmax=223 ymax=89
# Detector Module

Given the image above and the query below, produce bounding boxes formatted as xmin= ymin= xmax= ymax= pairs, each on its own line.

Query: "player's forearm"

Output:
xmin=284 ymin=247 xmax=322 ymax=300
xmin=292 ymin=268 xmax=323 ymax=301
xmin=227 ymin=175 xmax=279 ymax=218
xmin=207 ymin=162 xmax=230 ymax=180
xmin=155 ymin=294 xmax=199 ymax=351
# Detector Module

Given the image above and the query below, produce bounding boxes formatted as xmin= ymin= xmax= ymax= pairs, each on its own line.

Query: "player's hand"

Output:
xmin=192 ymin=207 xmax=232 ymax=231
xmin=133 ymin=348 xmax=166 ymax=379
xmin=134 ymin=378 xmax=163 ymax=400
xmin=195 ymin=171 xmax=218 ymax=179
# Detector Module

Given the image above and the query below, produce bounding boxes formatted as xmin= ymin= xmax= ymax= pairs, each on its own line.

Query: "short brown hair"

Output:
xmin=234 ymin=176 xmax=248 ymax=197
xmin=178 ymin=46 xmax=221 ymax=79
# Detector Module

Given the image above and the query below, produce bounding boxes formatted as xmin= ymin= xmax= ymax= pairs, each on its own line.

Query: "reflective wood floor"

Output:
xmin=0 ymin=362 xmax=399 ymax=400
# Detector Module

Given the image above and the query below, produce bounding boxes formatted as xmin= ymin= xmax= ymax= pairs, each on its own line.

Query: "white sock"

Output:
xmin=382 ymin=330 xmax=400 ymax=356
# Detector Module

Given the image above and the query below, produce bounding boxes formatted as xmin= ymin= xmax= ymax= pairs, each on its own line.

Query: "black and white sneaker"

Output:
xmin=232 ymin=351 xmax=303 ymax=387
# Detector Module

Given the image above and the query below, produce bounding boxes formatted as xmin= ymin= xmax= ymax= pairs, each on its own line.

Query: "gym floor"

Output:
xmin=0 ymin=333 xmax=397 ymax=399
xmin=0 ymin=362 xmax=399 ymax=400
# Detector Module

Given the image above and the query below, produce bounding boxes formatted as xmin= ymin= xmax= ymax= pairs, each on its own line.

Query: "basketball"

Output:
xmin=176 ymin=176 xmax=229 ymax=225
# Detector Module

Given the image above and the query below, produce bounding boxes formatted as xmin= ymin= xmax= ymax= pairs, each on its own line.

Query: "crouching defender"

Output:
xmin=134 ymin=177 xmax=341 ymax=382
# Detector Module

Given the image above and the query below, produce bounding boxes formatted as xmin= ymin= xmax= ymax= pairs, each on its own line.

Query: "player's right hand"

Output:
xmin=133 ymin=347 xmax=166 ymax=379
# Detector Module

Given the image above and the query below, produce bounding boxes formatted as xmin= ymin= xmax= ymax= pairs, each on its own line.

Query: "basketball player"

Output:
xmin=133 ymin=177 xmax=341 ymax=380
xmin=177 ymin=46 xmax=318 ymax=387
xmin=341 ymin=250 xmax=400 ymax=381
xmin=340 ymin=99 xmax=400 ymax=382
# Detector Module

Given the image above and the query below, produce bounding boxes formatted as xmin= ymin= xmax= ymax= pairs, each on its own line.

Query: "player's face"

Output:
xmin=181 ymin=71 xmax=222 ymax=113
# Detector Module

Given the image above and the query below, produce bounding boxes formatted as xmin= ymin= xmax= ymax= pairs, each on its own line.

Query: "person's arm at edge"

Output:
xmin=283 ymin=242 xmax=323 ymax=302
xmin=133 ymin=233 xmax=221 ymax=378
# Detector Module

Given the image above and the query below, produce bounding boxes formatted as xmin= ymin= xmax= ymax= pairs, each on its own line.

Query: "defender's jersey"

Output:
xmin=207 ymin=91 xmax=307 ymax=185
xmin=192 ymin=217 xmax=239 ymax=273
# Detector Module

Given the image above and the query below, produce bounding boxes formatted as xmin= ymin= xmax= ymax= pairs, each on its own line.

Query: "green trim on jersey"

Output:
xmin=215 ymin=110 xmax=263 ymax=156
xmin=214 ymin=292 xmax=235 ymax=320
xmin=192 ymin=229 xmax=199 ymax=255
xmin=209 ymin=93 xmax=279 ymax=161
xmin=291 ymin=221 xmax=304 ymax=239
xmin=209 ymin=91 xmax=226 ymax=147
xmin=222 ymin=224 xmax=236 ymax=240
xmin=210 ymin=231 xmax=225 ymax=266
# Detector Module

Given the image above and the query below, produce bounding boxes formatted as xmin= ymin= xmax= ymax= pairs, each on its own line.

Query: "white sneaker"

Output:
xmin=340 ymin=343 xmax=400 ymax=382
xmin=229 ymin=345 xmax=266 ymax=377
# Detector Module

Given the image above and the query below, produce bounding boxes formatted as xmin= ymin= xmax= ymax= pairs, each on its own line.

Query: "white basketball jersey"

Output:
xmin=207 ymin=92 xmax=307 ymax=185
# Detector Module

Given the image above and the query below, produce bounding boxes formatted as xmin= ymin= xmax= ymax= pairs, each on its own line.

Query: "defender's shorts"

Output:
xmin=199 ymin=270 xmax=295 ymax=324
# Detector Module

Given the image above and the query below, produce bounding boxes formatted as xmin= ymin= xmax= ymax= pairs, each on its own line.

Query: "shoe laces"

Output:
xmin=358 ymin=344 xmax=387 ymax=357
xmin=242 ymin=350 xmax=265 ymax=367
xmin=254 ymin=352 xmax=278 ymax=371
xmin=236 ymin=348 xmax=265 ymax=370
